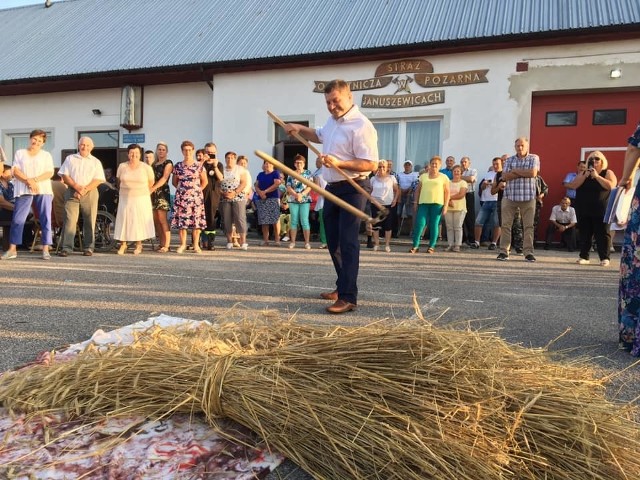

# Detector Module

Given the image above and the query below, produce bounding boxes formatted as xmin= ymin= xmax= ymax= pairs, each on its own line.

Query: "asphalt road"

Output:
xmin=0 ymin=236 xmax=636 ymax=479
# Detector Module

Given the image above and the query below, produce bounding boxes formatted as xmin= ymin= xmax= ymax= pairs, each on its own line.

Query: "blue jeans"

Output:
xmin=11 ymin=194 xmax=53 ymax=246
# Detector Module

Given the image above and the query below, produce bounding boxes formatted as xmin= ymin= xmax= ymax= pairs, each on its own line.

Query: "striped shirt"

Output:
xmin=503 ymin=153 xmax=540 ymax=202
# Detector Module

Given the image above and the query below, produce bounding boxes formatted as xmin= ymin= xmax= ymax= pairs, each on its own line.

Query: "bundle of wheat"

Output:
xmin=1 ymin=317 xmax=638 ymax=480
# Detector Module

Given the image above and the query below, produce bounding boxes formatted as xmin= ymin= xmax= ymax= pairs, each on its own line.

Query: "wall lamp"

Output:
xmin=610 ymin=68 xmax=622 ymax=79
xmin=92 ymin=108 xmax=102 ymax=116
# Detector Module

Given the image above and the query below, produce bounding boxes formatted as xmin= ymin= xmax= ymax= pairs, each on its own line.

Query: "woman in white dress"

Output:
xmin=114 ymin=144 xmax=155 ymax=255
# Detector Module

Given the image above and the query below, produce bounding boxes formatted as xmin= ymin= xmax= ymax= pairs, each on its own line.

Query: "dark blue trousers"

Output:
xmin=324 ymin=181 xmax=367 ymax=305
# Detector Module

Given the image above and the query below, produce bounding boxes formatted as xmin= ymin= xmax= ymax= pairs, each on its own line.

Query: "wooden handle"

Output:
xmin=254 ymin=150 xmax=374 ymax=223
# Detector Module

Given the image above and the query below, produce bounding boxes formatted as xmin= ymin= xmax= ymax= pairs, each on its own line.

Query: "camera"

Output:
xmin=587 ymin=158 xmax=594 ymax=169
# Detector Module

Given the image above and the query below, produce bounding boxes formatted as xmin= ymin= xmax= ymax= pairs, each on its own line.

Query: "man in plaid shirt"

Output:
xmin=496 ymin=137 xmax=540 ymax=262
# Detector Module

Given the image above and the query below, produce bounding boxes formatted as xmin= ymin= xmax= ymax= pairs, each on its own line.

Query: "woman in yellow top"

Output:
xmin=410 ymin=156 xmax=450 ymax=253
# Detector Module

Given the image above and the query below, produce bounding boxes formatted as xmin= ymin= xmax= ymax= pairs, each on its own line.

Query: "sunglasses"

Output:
xmin=588 ymin=157 xmax=602 ymax=161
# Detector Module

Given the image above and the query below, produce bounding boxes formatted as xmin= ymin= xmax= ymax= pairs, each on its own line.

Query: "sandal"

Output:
xmin=427 ymin=247 xmax=435 ymax=254
xmin=157 ymin=246 xmax=169 ymax=253
xmin=409 ymin=247 xmax=419 ymax=254
xmin=194 ymin=247 xmax=202 ymax=254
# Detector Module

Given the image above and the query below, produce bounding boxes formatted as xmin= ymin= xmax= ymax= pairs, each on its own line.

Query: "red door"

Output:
xmin=530 ymin=91 xmax=640 ymax=241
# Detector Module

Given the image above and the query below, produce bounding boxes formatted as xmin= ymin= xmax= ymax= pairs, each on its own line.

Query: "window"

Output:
xmin=545 ymin=111 xmax=577 ymax=127
xmin=593 ymin=109 xmax=626 ymax=126
xmin=373 ymin=119 xmax=440 ymax=170
xmin=79 ymin=130 xmax=119 ymax=148
xmin=274 ymin=122 xmax=308 ymax=144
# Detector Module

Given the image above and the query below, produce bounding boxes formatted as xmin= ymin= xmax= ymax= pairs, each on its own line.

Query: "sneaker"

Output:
xmin=288 ymin=243 xmax=296 ymax=249
xmin=304 ymin=243 xmax=311 ymax=250
xmin=281 ymin=236 xmax=290 ymax=242
xmin=496 ymin=253 xmax=509 ymax=261
xmin=319 ymin=244 xmax=327 ymax=249
xmin=470 ymin=241 xmax=480 ymax=249
xmin=1 ymin=251 xmax=17 ymax=260
xmin=385 ymin=246 xmax=391 ymax=253
xmin=226 ymin=242 xmax=233 ymax=250
xmin=373 ymin=245 xmax=379 ymax=252
xmin=488 ymin=243 xmax=497 ymax=250
xmin=600 ymin=259 xmax=610 ymax=267
xmin=42 ymin=251 xmax=51 ymax=260
xmin=576 ymin=258 xmax=590 ymax=265
xmin=525 ymin=254 xmax=536 ymax=262
xmin=241 ymin=243 xmax=248 ymax=251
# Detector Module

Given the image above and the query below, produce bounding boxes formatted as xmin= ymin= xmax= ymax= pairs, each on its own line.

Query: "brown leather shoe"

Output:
xmin=320 ymin=290 xmax=338 ymax=301
xmin=326 ymin=299 xmax=356 ymax=314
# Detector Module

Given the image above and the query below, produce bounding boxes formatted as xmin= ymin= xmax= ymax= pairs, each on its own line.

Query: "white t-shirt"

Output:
xmin=479 ymin=171 xmax=498 ymax=202
xmin=397 ymin=171 xmax=419 ymax=190
xmin=12 ymin=148 xmax=54 ymax=197
xmin=371 ymin=175 xmax=397 ymax=205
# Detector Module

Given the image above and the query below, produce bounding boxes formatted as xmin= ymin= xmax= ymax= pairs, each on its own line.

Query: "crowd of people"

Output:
xmin=0 ymin=89 xmax=638 ymax=351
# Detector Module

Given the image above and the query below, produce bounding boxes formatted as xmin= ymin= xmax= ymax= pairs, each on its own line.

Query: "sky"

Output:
xmin=1 ymin=0 xmax=48 ymax=9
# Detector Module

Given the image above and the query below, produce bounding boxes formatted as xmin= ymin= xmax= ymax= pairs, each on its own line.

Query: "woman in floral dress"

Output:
xmin=618 ymin=122 xmax=640 ymax=356
xmin=150 ymin=142 xmax=173 ymax=252
xmin=170 ymin=140 xmax=207 ymax=254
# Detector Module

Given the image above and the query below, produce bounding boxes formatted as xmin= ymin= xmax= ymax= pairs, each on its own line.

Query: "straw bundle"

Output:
xmin=1 ymin=318 xmax=639 ymax=480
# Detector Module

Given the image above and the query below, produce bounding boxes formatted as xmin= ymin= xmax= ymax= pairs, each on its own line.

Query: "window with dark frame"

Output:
xmin=275 ymin=121 xmax=309 ymax=143
xmin=593 ymin=109 xmax=626 ymax=126
xmin=545 ymin=111 xmax=577 ymax=127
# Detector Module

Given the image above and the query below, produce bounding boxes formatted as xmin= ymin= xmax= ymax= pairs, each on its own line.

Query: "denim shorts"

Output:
xmin=475 ymin=201 xmax=498 ymax=226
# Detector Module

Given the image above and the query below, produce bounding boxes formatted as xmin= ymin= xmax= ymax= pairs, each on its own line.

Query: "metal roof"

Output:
xmin=0 ymin=0 xmax=638 ymax=82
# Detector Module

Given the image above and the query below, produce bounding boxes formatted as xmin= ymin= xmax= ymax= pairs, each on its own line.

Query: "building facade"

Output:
xmin=0 ymin=0 xmax=638 ymax=236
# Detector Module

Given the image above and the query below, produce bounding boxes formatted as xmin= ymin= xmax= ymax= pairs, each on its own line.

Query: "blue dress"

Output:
xmin=618 ymin=180 xmax=640 ymax=356
xmin=619 ymin=123 xmax=640 ymax=356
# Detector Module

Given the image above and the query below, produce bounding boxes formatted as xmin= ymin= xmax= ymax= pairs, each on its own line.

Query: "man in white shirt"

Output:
xmin=544 ymin=196 xmax=577 ymax=251
xmin=284 ymin=79 xmax=378 ymax=314
xmin=58 ymin=137 xmax=106 ymax=256
xmin=470 ymin=156 xmax=501 ymax=250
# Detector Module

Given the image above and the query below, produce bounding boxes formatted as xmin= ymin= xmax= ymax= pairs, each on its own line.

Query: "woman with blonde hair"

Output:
xmin=369 ymin=160 xmax=399 ymax=252
xmin=150 ymin=141 xmax=173 ymax=252
xmin=566 ymin=150 xmax=616 ymax=266
xmin=444 ymin=164 xmax=468 ymax=252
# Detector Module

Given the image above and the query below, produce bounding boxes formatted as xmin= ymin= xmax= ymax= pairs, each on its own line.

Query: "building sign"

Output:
xmin=314 ymin=58 xmax=489 ymax=109
xmin=361 ymin=91 xmax=444 ymax=109
xmin=122 ymin=133 xmax=145 ymax=144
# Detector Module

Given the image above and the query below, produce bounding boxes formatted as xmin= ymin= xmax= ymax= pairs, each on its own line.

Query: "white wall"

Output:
xmin=212 ymin=39 xmax=639 ymax=176
xmin=0 ymin=82 xmax=212 ymax=165
xmin=1 ymin=38 xmax=637 ymax=178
